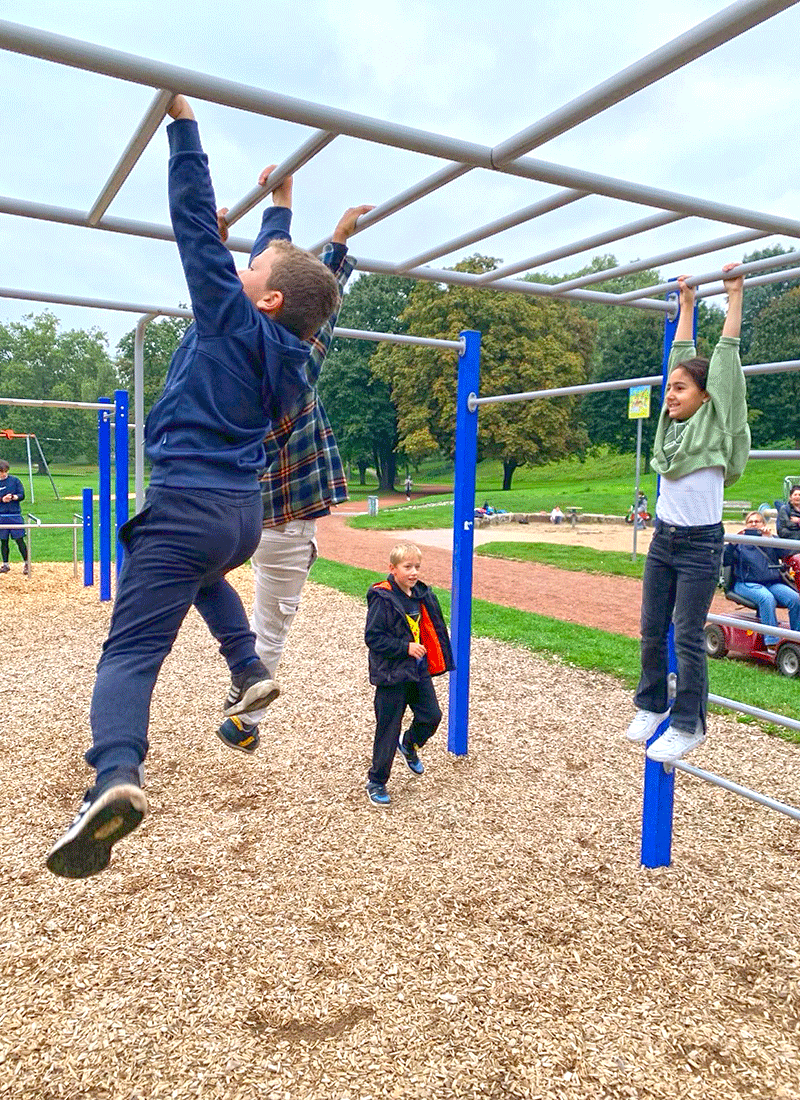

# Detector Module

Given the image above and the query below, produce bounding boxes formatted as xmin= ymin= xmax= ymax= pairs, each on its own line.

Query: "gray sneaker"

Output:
xmin=224 ymin=660 xmax=279 ymax=718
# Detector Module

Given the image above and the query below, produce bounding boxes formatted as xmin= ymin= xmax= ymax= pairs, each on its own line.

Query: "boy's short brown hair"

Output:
xmin=266 ymin=240 xmax=340 ymax=341
xmin=0 ymin=460 xmax=9 ymax=472
xmin=389 ymin=542 xmax=422 ymax=566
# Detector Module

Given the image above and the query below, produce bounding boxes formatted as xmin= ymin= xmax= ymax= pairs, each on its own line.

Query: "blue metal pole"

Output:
xmin=640 ymin=283 xmax=698 ymax=868
xmin=448 ymin=330 xmax=481 ymax=755
xmin=98 ymin=398 xmax=112 ymax=602
xmin=82 ymin=486 xmax=94 ymax=587
xmin=114 ymin=388 xmax=129 ymax=576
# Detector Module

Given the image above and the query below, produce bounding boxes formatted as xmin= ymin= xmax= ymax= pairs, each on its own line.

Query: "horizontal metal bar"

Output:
xmin=697 ymin=264 xmax=800 ymax=300
xmin=616 ymin=249 xmax=800 ymax=302
xmin=2 ymin=19 xmax=797 ymax=244
xmin=549 ymin=228 xmax=768 ymax=294
xmin=724 ymin=532 xmax=800 ymax=551
xmin=9 ymin=522 xmax=82 ymax=530
xmin=87 ymin=88 xmax=173 ymax=225
xmin=0 ymin=284 xmax=193 ymax=318
xmin=397 ymin=189 xmax=587 ymax=272
xmin=0 ymin=396 xmax=111 ymax=410
xmin=671 ymin=756 xmax=800 ymax=821
xmin=708 ymin=692 xmax=800 ymax=734
xmin=743 ymin=359 xmax=800 ymax=376
xmin=478 ymin=212 xmax=685 ymax=284
xmin=706 ymin=612 xmax=800 ymax=641
xmin=491 ymin=0 xmax=800 ymax=164
xmin=749 ymin=450 xmax=800 ymax=459
xmin=223 ymin=129 xmax=336 ymax=229
xmin=332 ymin=327 xmax=462 ymax=350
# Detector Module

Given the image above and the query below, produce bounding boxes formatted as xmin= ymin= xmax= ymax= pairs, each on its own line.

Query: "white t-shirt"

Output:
xmin=656 ymin=466 xmax=724 ymax=527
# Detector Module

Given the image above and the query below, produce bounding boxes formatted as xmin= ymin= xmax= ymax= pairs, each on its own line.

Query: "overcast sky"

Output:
xmin=0 ymin=0 xmax=799 ymax=353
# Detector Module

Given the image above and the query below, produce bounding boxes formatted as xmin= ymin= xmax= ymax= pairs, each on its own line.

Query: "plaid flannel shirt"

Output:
xmin=259 ymin=241 xmax=354 ymax=527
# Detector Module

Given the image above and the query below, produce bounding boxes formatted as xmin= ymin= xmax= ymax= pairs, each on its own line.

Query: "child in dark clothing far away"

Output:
xmin=364 ymin=543 xmax=454 ymax=807
xmin=0 ymin=459 xmax=29 ymax=574
xmin=47 ymin=94 xmax=345 ymax=879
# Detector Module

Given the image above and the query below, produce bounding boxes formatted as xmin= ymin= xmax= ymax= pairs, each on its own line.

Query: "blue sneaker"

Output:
xmin=46 ymin=767 xmax=147 ymax=879
xmin=217 ymin=716 xmax=260 ymax=755
xmin=397 ymin=736 xmax=424 ymax=775
xmin=365 ymin=781 xmax=390 ymax=807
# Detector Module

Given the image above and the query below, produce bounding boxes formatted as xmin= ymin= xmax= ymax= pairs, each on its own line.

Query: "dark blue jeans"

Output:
xmin=635 ymin=519 xmax=723 ymax=735
xmin=87 ymin=486 xmax=264 ymax=776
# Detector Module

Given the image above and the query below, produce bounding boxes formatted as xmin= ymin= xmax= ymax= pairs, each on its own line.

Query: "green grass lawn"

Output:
xmin=476 ymin=541 xmax=647 ymax=578
xmin=310 ymin=557 xmax=800 ymax=742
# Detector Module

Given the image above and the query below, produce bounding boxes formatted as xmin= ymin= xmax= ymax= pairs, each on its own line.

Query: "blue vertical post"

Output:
xmin=640 ymin=283 xmax=697 ymax=867
xmin=448 ymin=330 xmax=481 ymax=755
xmin=98 ymin=399 xmax=112 ymax=603
xmin=82 ymin=487 xmax=94 ymax=587
xmin=114 ymin=389 xmax=129 ymax=576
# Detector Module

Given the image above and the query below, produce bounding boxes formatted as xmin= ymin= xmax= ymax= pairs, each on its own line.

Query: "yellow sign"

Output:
xmin=628 ymin=385 xmax=651 ymax=419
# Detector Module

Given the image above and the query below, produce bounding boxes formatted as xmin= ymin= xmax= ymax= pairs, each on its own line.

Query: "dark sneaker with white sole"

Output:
xmin=217 ymin=715 xmax=260 ymax=754
xmin=365 ymin=781 xmax=391 ymax=807
xmin=46 ymin=767 xmax=147 ymax=879
xmin=397 ymin=736 xmax=424 ymax=775
xmin=223 ymin=660 xmax=279 ymax=719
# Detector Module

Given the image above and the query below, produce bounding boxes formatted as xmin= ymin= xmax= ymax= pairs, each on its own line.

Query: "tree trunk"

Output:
xmin=357 ymin=459 xmax=368 ymax=485
xmin=502 ymin=460 xmax=518 ymax=492
xmin=377 ymin=445 xmax=396 ymax=491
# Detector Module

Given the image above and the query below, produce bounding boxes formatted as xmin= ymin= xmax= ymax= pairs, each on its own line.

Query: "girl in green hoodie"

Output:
xmin=625 ymin=264 xmax=749 ymax=763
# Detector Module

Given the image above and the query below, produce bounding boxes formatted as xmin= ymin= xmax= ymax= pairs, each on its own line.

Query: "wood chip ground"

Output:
xmin=1 ymin=564 xmax=799 ymax=1099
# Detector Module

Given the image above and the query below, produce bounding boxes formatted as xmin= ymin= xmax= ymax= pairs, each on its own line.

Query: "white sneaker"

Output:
xmin=625 ymin=709 xmax=670 ymax=742
xmin=646 ymin=722 xmax=706 ymax=763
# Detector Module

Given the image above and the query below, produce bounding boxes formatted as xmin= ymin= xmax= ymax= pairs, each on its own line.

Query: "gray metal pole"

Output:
xmin=88 ymin=89 xmax=173 ymax=225
xmin=25 ymin=433 xmax=34 ymax=504
xmin=671 ymin=758 xmax=800 ymax=822
xmin=134 ymin=314 xmax=156 ymax=512
xmin=632 ymin=418 xmax=642 ymax=563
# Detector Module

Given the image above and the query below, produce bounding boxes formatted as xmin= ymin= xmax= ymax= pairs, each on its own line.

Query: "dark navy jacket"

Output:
xmin=144 ymin=120 xmax=311 ymax=491
xmin=0 ymin=474 xmax=24 ymax=517
xmin=365 ymin=576 xmax=455 ymax=687
xmin=724 ymin=529 xmax=783 ymax=586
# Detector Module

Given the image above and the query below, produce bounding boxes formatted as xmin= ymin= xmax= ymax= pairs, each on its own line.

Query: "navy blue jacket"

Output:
xmin=724 ymin=529 xmax=783 ymax=586
xmin=144 ymin=120 xmax=312 ymax=490
xmin=365 ymin=576 xmax=455 ymax=687
xmin=0 ymin=474 xmax=24 ymax=517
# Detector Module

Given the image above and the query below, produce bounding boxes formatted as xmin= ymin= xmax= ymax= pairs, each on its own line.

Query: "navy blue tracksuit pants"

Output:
xmin=87 ymin=486 xmax=264 ymax=776
xmin=369 ymin=676 xmax=442 ymax=786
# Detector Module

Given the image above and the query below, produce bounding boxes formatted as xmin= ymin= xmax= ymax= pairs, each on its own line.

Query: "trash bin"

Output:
xmin=367 ymin=495 xmax=379 ymax=517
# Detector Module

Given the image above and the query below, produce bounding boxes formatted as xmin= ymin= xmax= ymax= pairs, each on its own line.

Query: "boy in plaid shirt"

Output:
xmin=218 ymin=200 xmax=373 ymax=753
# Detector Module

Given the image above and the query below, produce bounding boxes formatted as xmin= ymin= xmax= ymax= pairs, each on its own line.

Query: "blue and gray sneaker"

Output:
xmin=224 ymin=660 xmax=279 ymax=719
xmin=217 ymin=715 xmax=260 ymax=755
xmin=397 ymin=736 xmax=424 ymax=775
xmin=365 ymin=781 xmax=391 ymax=807
xmin=46 ymin=767 xmax=147 ymax=879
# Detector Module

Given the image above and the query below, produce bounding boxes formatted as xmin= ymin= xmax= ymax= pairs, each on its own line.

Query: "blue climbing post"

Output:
xmin=448 ymin=330 xmax=481 ymax=755
xmin=82 ymin=487 xmax=94 ymax=588
xmin=114 ymin=389 xmax=129 ymax=576
xmin=98 ymin=398 xmax=112 ymax=603
xmin=640 ymin=283 xmax=698 ymax=867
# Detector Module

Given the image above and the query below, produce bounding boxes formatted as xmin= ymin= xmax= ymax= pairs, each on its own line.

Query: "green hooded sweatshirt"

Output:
xmin=650 ymin=337 xmax=750 ymax=489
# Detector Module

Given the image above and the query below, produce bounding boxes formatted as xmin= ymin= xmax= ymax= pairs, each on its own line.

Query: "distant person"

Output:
xmin=625 ymin=265 xmax=750 ymax=764
xmin=0 ymin=460 xmax=28 ymax=574
xmin=364 ymin=543 xmax=454 ymax=807
xmin=550 ymin=505 xmax=564 ymax=525
xmin=727 ymin=511 xmax=800 ymax=651
xmin=777 ymin=485 xmax=800 ymax=541
xmin=46 ymin=95 xmax=342 ymax=879
xmin=635 ymin=492 xmax=649 ymax=529
xmin=405 ymin=473 xmax=412 ymax=501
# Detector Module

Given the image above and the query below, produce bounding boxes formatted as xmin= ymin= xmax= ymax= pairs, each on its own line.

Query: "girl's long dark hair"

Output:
xmin=673 ymin=356 xmax=709 ymax=391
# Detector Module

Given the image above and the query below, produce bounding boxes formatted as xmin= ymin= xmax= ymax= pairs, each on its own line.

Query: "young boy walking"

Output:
xmin=364 ymin=543 xmax=454 ymax=806
xmin=47 ymin=95 xmax=342 ymax=878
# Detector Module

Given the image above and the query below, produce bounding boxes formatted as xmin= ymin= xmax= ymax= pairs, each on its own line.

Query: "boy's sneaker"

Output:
xmin=0 ymin=564 xmax=9 ymax=573
xmin=46 ymin=767 xmax=147 ymax=879
xmin=397 ymin=736 xmax=424 ymax=775
xmin=22 ymin=563 xmax=29 ymax=575
xmin=217 ymin=715 xmax=260 ymax=755
xmin=625 ymin=708 xmax=670 ymax=743
xmin=646 ymin=722 xmax=706 ymax=764
xmin=365 ymin=781 xmax=390 ymax=807
xmin=223 ymin=660 xmax=279 ymax=719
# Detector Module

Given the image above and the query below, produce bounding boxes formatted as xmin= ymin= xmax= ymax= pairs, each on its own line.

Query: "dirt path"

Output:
xmin=316 ymin=494 xmax=732 ymax=639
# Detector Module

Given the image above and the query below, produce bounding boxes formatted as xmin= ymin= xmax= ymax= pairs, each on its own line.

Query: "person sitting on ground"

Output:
xmin=364 ymin=543 xmax=454 ymax=808
xmin=550 ymin=505 xmax=564 ymax=525
xmin=46 ymin=95 xmax=341 ymax=880
xmin=0 ymin=459 xmax=29 ymax=575
xmin=726 ymin=510 xmax=800 ymax=652
xmin=777 ymin=485 xmax=800 ymax=541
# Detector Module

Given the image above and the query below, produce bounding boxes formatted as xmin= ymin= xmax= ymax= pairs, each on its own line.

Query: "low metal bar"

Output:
xmin=0 ymin=396 xmax=112 ymax=411
xmin=708 ymin=692 xmax=800 ymax=734
xmin=548 ymin=228 xmax=769 ymax=294
xmin=670 ymin=758 xmax=800 ymax=822
xmin=749 ymin=450 xmax=800 ymax=460
xmin=397 ymin=189 xmax=587 ymax=272
xmin=333 ymin=327 xmax=462 ymax=350
xmin=724 ymin=532 xmax=800 ymax=550
xmin=25 ymin=511 xmax=38 ymax=578
xmin=222 ymin=129 xmax=336 ymax=229
xmin=706 ymin=612 xmax=800 ymax=642
xmin=72 ymin=512 xmax=80 ymax=579
xmin=87 ymin=88 xmax=173 ymax=225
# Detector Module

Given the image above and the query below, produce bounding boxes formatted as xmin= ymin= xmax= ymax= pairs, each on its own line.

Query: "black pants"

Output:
xmin=369 ymin=676 xmax=441 ymax=785
xmin=0 ymin=534 xmax=27 ymax=562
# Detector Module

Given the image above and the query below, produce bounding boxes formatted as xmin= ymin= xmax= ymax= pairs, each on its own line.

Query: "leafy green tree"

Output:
xmin=373 ymin=255 xmax=594 ymax=491
xmin=319 ymin=274 xmax=415 ymax=490
xmin=746 ymin=286 xmax=800 ymax=447
xmin=0 ymin=311 xmax=116 ymax=462
xmin=739 ymin=245 xmax=800 ymax=358
xmin=116 ymin=314 xmax=192 ymax=417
